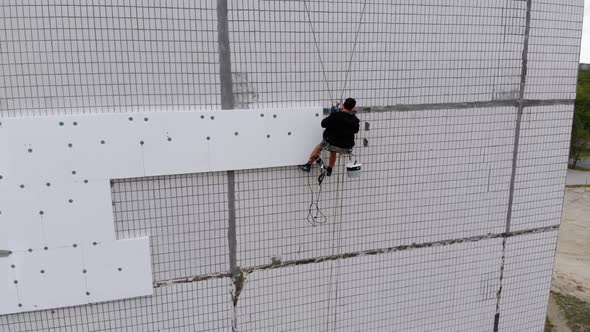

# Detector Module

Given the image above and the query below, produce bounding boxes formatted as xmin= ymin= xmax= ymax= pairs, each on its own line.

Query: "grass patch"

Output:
xmin=565 ymin=184 xmax=590 ymax=188
xmin=544 ymin=316 xmax=555 ymax=332
xmin=553 ymin=291 xmax=590 ymax=332
xmin=574 ymin=166 xmax=590 ymax=171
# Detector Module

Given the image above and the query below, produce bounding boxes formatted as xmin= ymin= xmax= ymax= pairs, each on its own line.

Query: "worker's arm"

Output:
xmin=352 ymin=118 xmax=360 ymax=134
xmin=321 ymin=114 xmax=334 ymax=128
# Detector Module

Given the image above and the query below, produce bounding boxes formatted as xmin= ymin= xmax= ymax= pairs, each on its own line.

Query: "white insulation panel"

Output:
xmin=1 ymin=238 xmax=151 ymax=315
xmin=0 ymin=107 xmax=321 ymax=315
xmin=0 ymin=108 xmax=322 ymax=181
xmin=84 ymin=238 xmax=153 ymax=305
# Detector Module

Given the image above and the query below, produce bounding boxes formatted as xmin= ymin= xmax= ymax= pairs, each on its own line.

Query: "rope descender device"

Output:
xmin=317 ymin=158 xmax=327 ymax=185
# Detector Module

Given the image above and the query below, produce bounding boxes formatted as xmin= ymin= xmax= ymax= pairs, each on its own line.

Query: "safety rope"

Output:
xmin=307 ymin=158 xmax=327 ymax=226
xmin=299 ymin=5 xmax=368 ymax=326
xmin=302 ymin=0 xmax=369 ymax=105
xmin=340 ymin=0 xmax=368 ymax=102
xmin=302 ymin=0 xmax=335 ymax=105
xmin=326 ymin=156 xmax=347 ymax=331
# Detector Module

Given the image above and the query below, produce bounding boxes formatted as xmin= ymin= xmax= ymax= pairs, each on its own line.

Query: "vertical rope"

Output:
xmin=302 ymin=0 xmax=334 ymax=104
xmin=340 ymin=0 xmax=368 ymax=102
xmin=325 ymin=155 xmax=347 ymax=331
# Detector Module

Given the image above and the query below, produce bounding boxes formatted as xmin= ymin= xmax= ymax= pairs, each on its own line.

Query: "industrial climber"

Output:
xmin=298 ymin=98 xmax=360 ymax=176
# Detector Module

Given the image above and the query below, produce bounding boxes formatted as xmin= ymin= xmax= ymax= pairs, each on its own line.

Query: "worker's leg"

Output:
xmin=307 ymin=144 xmax=323 ymax=164
xmin=299 ymin=144 xmax=323 ymax=172
xmin=328 ymin=151 xmax=337 ymax=168
xmin=323 ymin=151 xmax=337 ymax=176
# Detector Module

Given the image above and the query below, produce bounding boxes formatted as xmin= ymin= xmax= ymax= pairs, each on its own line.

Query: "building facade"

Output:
xmin=0 ymin=1 xmax=584 ymax=331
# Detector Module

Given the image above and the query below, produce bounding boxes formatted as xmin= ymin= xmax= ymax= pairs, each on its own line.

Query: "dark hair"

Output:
xmin=343 ymin=98 xmax=356 ymax=110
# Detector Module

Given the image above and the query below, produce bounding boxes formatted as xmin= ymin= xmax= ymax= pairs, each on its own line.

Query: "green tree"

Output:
xmin=569 ymin=69 xmax=590 ymax=169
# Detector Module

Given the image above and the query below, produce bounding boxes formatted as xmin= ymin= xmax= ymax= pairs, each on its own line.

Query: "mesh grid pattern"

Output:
xmin=0 ymin=0 xmax=220 ymax=117
xmin=498 ymin=231 xmax=558 ymax=332
xmin=112 ymin=173 xmax=230 ymax=281
xmin=510 ymin=105 xmax=574 ymax=231
xmin=228 ymin=0 xmax=526 ymax=108
xmin=235 ymin=107 xmax=516 ymax=268
xmin=0 ymin=280 xmax=233 ymax=332
xmin=525 ymin=1 xmax=585 ymax=100
xmin=237 ymin=239 xmax=502 ymax=332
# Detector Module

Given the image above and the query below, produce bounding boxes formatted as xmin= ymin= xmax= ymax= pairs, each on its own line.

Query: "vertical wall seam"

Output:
xmin=227 ymin=171 xmax=238 ymax=276
xmin=217 ymin=0 xmax=235 ymax=111
xmin=494 ymin=0 xmax=533 ymax=330
xmin=216 ymin=0 xmax=238 ymax=330
xmin=216 ymin=0 xmax=237 ymax=274
xmin=506 ymin=0 xmax=532 ymax=234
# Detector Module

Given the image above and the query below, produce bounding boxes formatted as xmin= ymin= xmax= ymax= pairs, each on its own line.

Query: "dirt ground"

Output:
xmin=552 ymin=187 xmax=590 ymax=303
xmin=547 ymin=187 xmax=590 ymax=331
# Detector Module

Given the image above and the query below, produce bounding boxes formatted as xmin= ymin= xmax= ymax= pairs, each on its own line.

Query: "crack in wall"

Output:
xmin=325 ymin=98 xmax=574 ymax=114
xmin=153 ymin=224 xmax=559 ymax=289
xmin=153 ymin=272 xmax=231 ymax=288
xmin=231 ymin=270 xmax=247 ymax=307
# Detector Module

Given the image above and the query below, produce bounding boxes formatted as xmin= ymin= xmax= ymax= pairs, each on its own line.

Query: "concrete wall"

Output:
xmin=0 ymin=0 xmax=583 ymax=331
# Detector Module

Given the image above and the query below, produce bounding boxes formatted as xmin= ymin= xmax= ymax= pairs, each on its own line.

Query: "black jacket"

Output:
xmin=321 ymin=111 xmax=360 ymax=149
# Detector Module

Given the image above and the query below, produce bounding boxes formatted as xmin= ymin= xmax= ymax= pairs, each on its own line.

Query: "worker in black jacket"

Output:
xmin=298 ymin=98 xmax=360 ymax=176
